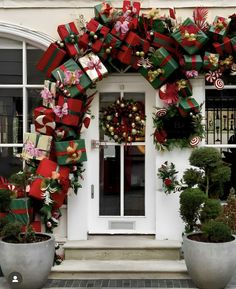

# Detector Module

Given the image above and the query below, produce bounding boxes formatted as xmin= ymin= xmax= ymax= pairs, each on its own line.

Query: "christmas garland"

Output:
xmin=100 ymin=98 xmax=145 ymax=143
xmin=157 ymin=161 xmax=180 ymax=194
xmin=153 ymin=105 xmax=204 ymax=151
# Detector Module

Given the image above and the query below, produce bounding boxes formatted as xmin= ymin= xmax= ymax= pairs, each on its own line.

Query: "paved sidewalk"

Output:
xmin=0 ymin=276 xmax=236 ymax=289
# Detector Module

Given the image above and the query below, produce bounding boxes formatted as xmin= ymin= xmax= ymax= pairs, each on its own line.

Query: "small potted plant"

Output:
xmin=179 ymin=147 xmax=236 ymax=289
xmin=0 ymin=169 xmax=55 ymax=289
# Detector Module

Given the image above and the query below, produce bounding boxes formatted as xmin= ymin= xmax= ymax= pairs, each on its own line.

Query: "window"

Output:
xmin=206 ymin=86 xmax=236 ymax=198
xmin=0 ymin=37 xmax=44 ymax=177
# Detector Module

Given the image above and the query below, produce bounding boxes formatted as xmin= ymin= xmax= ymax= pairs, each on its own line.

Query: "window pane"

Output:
xmin=124 ymin=145 xmax=145 ymax=216
xmin=0 ymin=49 xmax=22 ymax=84
xmin=0 ymin=148 xmax=22 ymax=178
xmin=27 ymin=48 xmax=45 ymax=84
xmin=99 ymin=145 xmax=120 ymax=215
xmin=27 ymin=88 xmax=42 ymax=131
xmin=0 ymin=89 xmax=23 ymax=144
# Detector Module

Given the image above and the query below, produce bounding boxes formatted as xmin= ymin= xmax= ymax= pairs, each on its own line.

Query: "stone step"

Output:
xmin=63 ymin=238 xmax=182 ymax=261
xmin=50 ymin=260 xmax=188 ymax=280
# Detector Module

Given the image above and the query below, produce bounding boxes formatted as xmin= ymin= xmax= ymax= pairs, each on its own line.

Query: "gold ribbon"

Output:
xmin=148 ymin=68 xmax=164 ymax=82
xmin=208 ymin=54 xmax=218 ymax=66
xmin=66 ymin=142 xmax=82 ymax=163
xmin=176 ymin=80 xmax=187 ymax=90
xmin=145 ymin=8 xmax=161 ymax=20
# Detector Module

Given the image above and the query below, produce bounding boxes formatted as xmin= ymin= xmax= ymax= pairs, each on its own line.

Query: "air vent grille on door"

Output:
xmin=108 ymin=221 xmax=135 ymax=230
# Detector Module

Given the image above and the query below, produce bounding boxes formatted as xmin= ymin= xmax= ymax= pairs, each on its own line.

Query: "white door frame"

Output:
xmin=87 ymin=74 xmax=156 ymax=234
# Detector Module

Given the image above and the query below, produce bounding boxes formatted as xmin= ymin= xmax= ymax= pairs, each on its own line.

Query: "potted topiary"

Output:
xmin=179 ymin=147 xmax=236 ymax=289
xmin=0 ymin=170 xmax=55 ymax=289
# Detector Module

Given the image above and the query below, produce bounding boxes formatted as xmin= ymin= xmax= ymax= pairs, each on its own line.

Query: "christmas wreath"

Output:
xmin=153 ymin=105 xmax=204 ymax=151
xmin=100 ymin=98 xmax=145 ymax=143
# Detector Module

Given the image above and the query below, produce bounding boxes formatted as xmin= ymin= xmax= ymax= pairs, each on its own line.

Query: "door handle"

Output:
xmin=91 ymin=184 xmax=94 ymax=199
xmin=91 ymin=139 xmax=108 ymax=149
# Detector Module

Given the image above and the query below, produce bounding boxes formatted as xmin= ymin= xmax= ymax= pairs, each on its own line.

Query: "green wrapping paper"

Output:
xmin=139 ymin=47 xmax=178 ymax=89
xmin=209 ymin=16 xmax=231 ymax=42
xmin=55 ymin=139 xmax=87 ymax=165
xmin=178 ymin=98 xmax=200 ymax=117
xmin=52 ymin=59 xmax=92 ymax=98
xmin=7 ymin=198 xmax=33 ymax=225
xmin=176 ymin=79 xmax=193 ymax=98
xmin=203 ymin=52 xmax=219 ymax=71
xmin=182 ymin=55 xmax=203 ymax=71
xmin=97 ymin=33 xmax=122 ymax=60
xmin=94 ymin=1 xmax=115 ymax=25
xmin=171 ymin=18 xmax=208 ymax=55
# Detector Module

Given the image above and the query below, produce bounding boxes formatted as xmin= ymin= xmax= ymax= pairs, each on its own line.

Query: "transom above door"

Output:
xmin=88 ymin=75 xmax=156 ymax=234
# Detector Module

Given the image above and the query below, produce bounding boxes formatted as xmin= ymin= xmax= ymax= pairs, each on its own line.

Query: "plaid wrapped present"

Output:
xmin=139 ymin=47 xmax=179 ymax=89
xmin=52 ymin=59 xmax=92 ymax=98
xmin=171 ymin=18 xmax=208 ymax=55
xmin=55 ymin=139 xmax=87 ymax=165
xmin=57 ymin=22 xmax=81 ymax=57
xmin=182 ymin=55 xmax=203 ymax=71
xmin=36 ymin=43 xmax=66 ymax=77
xmin=78 ymin=19 xmax=110 ymax=53
xmin=22 ymin=133 xmax=52 ymax=161
xmin=78 ymin=52 xmax=108 ymax=82
xmin=213 ymin=37 xmax=233 ymax=56
xmin=54 ymin=125 xmax=77 ymax=141
xmin=176 ymin=79 xmax=193 ymax=98
xmin=209 ymin=16 xmax=231 ymax=42
xmin=117 ymin=31 xmax=150 ymax=69
xmin=94 ymin=1 xmax=116 ymax=25
xmin=6 ymin=198 xmax=33 ymax=225
xmin=97 ymin=33 xmax=122 ymax=60
xmin=203 ymin=52 xmax=219 ymax=71
xmin=122 ymin=0 xmax=140 ymax=29
xmin=40 ymin=80 xmax=56 ymax=108
xmin=29 ymin=158 xmax=70 ymax=208
xmin=53 ymin=95 xmax=83 ymax=127
xmin=149 ymin=32 xmax=177 ymax=54
xmin=178 ymin=97 xmax=200 ymax=117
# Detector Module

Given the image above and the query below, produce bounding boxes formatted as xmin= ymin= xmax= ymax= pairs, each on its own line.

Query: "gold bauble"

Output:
xmin=132 ymin=129 xmax=137 ymax=135
xmin=139 ymin=51 xmax=145 ymax=57
xmin=136 ymin=51 xmax=140 ymax=56
xmin=105 ymin=48 xmax=111 ymax=54
xmin=94 ymin=34 xmax=98 ymax=39
xmin=127 ymin=136 xmax=132 ymax=142
xmin=129 ymin=114 xmax=132 ymax=118
xmin=107 ymin=115 xmax=112 ymax=121
xmin=122 ymin=132 xmax=127 ymax=137
xmin=131 ymin=123 xmax=136 ymax=128
xmin=114 ymin=135 xmax=118 ymax=140
xmin=120 ymin=103 xmax=125 ymax=108
xmin=132 ymin=106 xmax=138 ymax=112
xmin=106 ymin=124 xmax=110 ymax=128
xmin=135 ymin=115 xmax=141 ymax=121
xmin=109 ymin=126 xmax=114 ymax=132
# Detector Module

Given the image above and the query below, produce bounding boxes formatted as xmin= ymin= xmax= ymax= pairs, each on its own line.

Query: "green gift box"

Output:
xmin=171 ymin=18 xmax=208 ymax=55
xmin=178 ymin=98 xmax=199 ymax=117
xmin=152 ymin=19 xmax=166 ymax=33
xmin=55 ymin=139 xmax=87 ymax=165
xmin=203 ymin=52 xmax=219 ymax=71
xmin=139 ymin=47 xmax=178 ymax=89
xmin=183 ymin=55 xmax=203 ymax=71
xmin=52 ymin=59 xmax=92 ymax=98
xmin=94 ymin=1 xmax=115 ymax=25
xmin=7 ymin=198 xmax=33 ymax=225
xmin=97 ymin=33 xmax=122 ymax=61
xmin=176 ymin=79 xmax=193 ymax=98
xmin=209 ymin=16 xmax=231 ymax=42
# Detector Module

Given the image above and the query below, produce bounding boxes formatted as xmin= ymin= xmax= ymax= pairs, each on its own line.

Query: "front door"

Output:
xmin=88 ymin=75 xmax=156 ymax=234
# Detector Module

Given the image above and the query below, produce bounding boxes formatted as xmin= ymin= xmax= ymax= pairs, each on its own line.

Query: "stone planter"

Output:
xmin=183 ymin=233 xmax=236 ymax=289
xmin=0 ymin=233 xmax=55 ymax=289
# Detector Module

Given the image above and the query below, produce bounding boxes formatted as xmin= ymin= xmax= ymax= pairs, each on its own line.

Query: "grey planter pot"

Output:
xmin=0 ymin=233 xmax=55 ymax=289
xmin=183 ymin=233 xmax=236 ymax=289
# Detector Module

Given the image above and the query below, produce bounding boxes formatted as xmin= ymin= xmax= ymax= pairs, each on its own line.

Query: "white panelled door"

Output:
xmin=88 ymin=75 xmax=156 ymax=234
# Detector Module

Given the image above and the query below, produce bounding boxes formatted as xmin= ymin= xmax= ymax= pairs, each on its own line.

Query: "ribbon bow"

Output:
xmin=24 ymin=141 xmax=43 ymax=158
xmin=137 ymin=57 xmax=153 ymax=69
xmin=145 ymin=8 xmax=161 ymax=20
xmin=87 ymin=57 xmax=102 ymax=71
xmin=114 ymin=20 xmax=129 ymax=34
xmin=148 ymin=68 xmax=164 ymax=82
xmin=64 ymin=70 xmax=83 ymax=86
xmin=40 ymin=87 xmax=54 ymax=103
xmin=53 ymin=103 xmax=68 ymax=118
xmin=185 ymin=70 xmax=198 ymax=79
xmin=176 ymin=80 xmax=187 ymax=90
xmin=215 ymin=18 xmax=227 ymax=30
xmin=66 ymin=142 xmax=82 ymax=163
xmin=101 ymin=2 xmax=113 ymax=16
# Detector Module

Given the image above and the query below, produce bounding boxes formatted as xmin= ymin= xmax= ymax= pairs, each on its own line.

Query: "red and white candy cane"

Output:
xmin=56 ymin=80 xmax=71 ymax=97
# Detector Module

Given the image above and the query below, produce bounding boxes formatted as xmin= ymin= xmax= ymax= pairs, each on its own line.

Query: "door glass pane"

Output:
xmin=0 ymin=49 xmax=22 ymax=84
xmin=0 ymin=148 xmax=22 ymax=178
xmin=27 ymin=47 xmax=45 ymax=84
xmin=27 ymin=88 xmax=43 ymax=131
xmin=124 ymin=145 xmax=145 ymax=216
xmin=99 ymin=145 xmax=120 ymax=215
xmin=0 ymin=89 xmax=23 ymax=144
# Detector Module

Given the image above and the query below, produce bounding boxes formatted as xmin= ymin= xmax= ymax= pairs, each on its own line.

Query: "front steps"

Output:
xmin=50 ymin=235 xmax=188 ymax=279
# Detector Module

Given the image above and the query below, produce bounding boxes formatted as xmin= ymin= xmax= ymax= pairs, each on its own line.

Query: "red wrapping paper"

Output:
xmin=149 ymin=32 xmax=177 ymax=54
xmin=36 ymin=43 xmax=66 ymax=78
xmin=54 ymin=95 xmax=83 ymax=127
xmin=213 ymin=37 xmax=233 ymax=56
xmin=29 ymin=158 xmax=70 ymax=208
xmin=57 ymin=22 xmax=81 ymax=57
xmin=122 ymin=0 xmax=140 ymax=29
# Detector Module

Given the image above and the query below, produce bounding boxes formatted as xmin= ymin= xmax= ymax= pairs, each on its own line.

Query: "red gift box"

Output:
xmin=122 ymin=0 xmax=140 ymax=29
xmin=149 ymin=32 xmax=177 ymax=54
xmin=29 ymin=159 xmax=70 ymax=208
xmin=213 ymin=37 xmax=233 ymax=56
xmin=34 ymin=107 xmax=56 ymax=136
xmin=53 ymin=95 xmax=83 ymax=127
xmin=57 ymin=22 xmax=81 ymax=57
xmin=111 ymin=16 xmax=133 ymax=41
xmin=36 ymin=43 xmax=66 ymax=78
xmin=117 ymin=31 xmax=150 ymax=69
xmin=79 ymin=19 xmax=110 ymax=53
xmin=97 ymin=33 xmax=122 ymax=60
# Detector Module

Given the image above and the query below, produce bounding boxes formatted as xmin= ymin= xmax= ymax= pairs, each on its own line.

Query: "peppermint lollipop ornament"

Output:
xmin=35 ymin=115 xmax=56 ymax=135
xmin=214 ymin=78 xmax=224 ymax=90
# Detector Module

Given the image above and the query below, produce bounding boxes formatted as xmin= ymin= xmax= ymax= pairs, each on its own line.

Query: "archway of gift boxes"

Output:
xmin=25 ymin=2 xmax=236 ymax=232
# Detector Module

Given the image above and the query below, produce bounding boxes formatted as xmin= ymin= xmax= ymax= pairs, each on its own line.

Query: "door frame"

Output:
xmin=87 ymin=74 xmax=156 ymax=234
